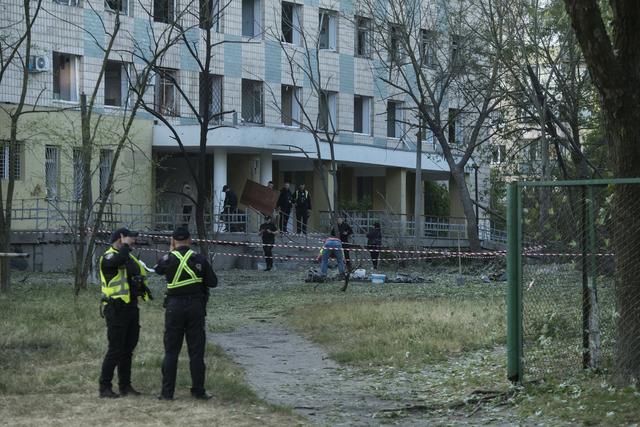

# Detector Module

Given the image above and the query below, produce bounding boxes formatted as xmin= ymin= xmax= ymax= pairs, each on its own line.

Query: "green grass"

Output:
xmin=290 ymin=297 xmax=505 ymax=367
xmin=0 ymin=273 xmax=303 ymax=426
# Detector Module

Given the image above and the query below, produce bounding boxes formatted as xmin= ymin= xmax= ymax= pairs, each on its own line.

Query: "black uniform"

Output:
xmin=276 ymin=187 xmax=293 ymax=232
xmin=222 ymin=189 xmax=238 ymax=231
xmin=99 ymin=244 xmax=145 ymax=395
xmin=259 ymin=221 xmax=278 ymax=270
xmin=293 ymin=189 xmax=311 ymax=234
xmin=155 ymin=246 xmax=217 ymax=399
xmin=331 ymin=222 xmax=354 ymax=269
xmin=366 ymin=227 xmax=382 ymax=269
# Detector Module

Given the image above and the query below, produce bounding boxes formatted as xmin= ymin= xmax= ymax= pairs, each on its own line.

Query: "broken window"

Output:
xmin=355 ymin=16 xmax=371 ymax=58
xmin=353 ymin=95 xmax=372 ymax=135
xmin=105 ymin=0 xmax=128 ymax=14
xmin=389 ymin=24 xmax=404 ymax=64
xmin=319 ymin=9 xmax=337 ymax=50
xmin=319 ymin=91 xmax=337 ymax=131
xmin=104 ymin=61 xmax=129 ymax=107
xmin=421 ymin=29 xmax=437 ymax=68
xmin=200 ymin=0 xmax=222 ymax=31
xmin=154 ymin=0 xmax=174 ymax=23
xmin=155 ymin=68 xmax=179 ymax=116
xmin=241 ymin=79 xmax=263 ymax=124
xmin=281 ymin=85 xmax=301 ymax=126
xmin=242 ymin=0 xmax=261 ymax=37
xmin=387 ymin=101 xmax=403 ymax=138
xmin=448 ymin=108 xmax=463 ymax=144
xmin=282 ymin=2 xmax=302 ymax=45
xmin=53 ymin=52 xmax=79 ymax=102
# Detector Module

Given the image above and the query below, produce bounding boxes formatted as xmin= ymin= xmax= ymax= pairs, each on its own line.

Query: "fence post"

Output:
xmin=507 ymin=182 xmax=523 ymax=383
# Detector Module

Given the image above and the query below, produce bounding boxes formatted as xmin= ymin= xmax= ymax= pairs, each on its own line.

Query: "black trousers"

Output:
xmin=99 ymin=303 xmax=140 ymax=392
xmin=263 ymin=244 xmax=273 ymax=270
xmin=296 ymin=210 xmax=308 ymax=234
xmin=368 ymin=245 xmax=380 ymax=269
xmin=161 ymin=296 xmax=206 ymax=398
xmin=279 ymin=209 xmax=291 ymax=232
xmin=342 ymin=242 xmax=351 ymax=269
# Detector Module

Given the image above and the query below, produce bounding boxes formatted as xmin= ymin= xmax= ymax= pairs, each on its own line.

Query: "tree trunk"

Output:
xmin=451 ymin=168 xmax=480 ymax=251
xmin=610 ymin=110 xmax=640 ymax=383
xmin=414 ymin=130 xmax=423 ymax=248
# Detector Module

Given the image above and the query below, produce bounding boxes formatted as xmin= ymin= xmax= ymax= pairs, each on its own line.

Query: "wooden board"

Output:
xmin=240 ymin=180 xmax=279 ymax=216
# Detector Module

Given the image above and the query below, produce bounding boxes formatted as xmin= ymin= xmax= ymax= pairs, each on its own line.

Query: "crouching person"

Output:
xmin=155 ymin=227 xmax=218 ymax=400
xmin=319 ymin=236 xmax=346 ymax=279
xmin=99 ymin=228 xmax=152 ymax=398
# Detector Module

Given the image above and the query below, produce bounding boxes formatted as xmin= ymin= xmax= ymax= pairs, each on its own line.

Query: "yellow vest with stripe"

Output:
xmin=168 ymin=249 xmax=203 ymax=289
xmin=99 ymin=247 xmax=148 ymax=304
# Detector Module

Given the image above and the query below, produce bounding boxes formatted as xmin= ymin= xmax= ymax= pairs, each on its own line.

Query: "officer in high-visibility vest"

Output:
xmin=99 ymin=227 xmax=151 ymax=398
xmin=155 ymin=227 xmax=217 ymax=400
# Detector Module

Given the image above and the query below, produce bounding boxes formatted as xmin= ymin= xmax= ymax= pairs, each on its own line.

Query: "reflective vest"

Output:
xmin=99 ymin=247 xmax=148 ymax=304
xmin=168 ymin=250 xmax=203 ymax=289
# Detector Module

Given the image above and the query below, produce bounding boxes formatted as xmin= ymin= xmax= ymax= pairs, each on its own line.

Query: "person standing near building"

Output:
xmin=154 ymin=227 xmax=218 ymax=400
xmin=293 ymin=183 xmax=311 ymax=234
xmin=221 ymin=184 xmax=238 ymax=232
xmin=99 ymin=228 xmax=152 ymax=398
xmin=277 ymin=182 xmax=293 ymax=232
xmin=259 ymin=216 xmax=278 ymax=271
xmin=366 ymin=222 xmax=382 ymax=270
xmin=331 ymin=216 xmax=354 ymax=269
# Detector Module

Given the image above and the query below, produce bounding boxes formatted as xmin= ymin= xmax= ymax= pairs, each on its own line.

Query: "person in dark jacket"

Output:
xmin=293 ymin=184 xmax=311 ymax=234
xmin=276 ymin=182 xmax=293 ymax=232
xmin=259 ymin=216 xmax=278 ymax=271
xmin=99 ymin=228 xmax=152 ymax=398
xmin=366 ymin=222 xmax=382 ymax=269
xmin=222 ymin=184 xmax=238 ymax=232
xmin=155 ymin=227 xmax=218 ymax=400
xmin=331 ymin=216 xmax=354 ymax=269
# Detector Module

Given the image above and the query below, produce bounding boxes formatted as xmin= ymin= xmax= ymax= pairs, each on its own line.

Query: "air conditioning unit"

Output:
xmin=29 ymin=55 xmax=50 ymax=73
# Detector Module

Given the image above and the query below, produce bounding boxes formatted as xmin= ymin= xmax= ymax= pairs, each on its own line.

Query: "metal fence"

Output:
xmin=507 ymin=178 xmax=640 ymax=384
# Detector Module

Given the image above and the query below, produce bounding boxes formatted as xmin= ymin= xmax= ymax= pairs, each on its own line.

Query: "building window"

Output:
xmin=353 ymin=95 xmax=372 ymax=135
xmin=450 ymin=34 xmax=462 ymax=68
xmin=105 ymin=0 xmax=128 ymax=14
xmin=0 ymin=143 xmax=22 ymax=180
xmin=155 ymin=68 xmax=179 ymax=116
xmin=199 ymin=73 xmax=223 ymax=123
xmin=492 ymin=145 xmax=506 ymax=164
xmin=387 ymin=101 xmax=403 ymax=138
xmin=319 ymin=9 xmax=337 ymax=50
xmin=448 ymin=108 xmax=462 ymax=144
xmin=281 ymin=85 xmax=301 ymax=127
xmin=99 ymin=149 xmax=113 ymax=199
xmin=389 ymin=24 xmax=404 ymax=64
xmin=52 ymin=52 xmax=79 ymax=102
xmin=53 ymin=0 xmax=79 ymax=6
xmin=242 ymin=0 xmax=261 ymax=37
xmin=200 ymin=0 xmax=222 ymax=31
xmin=73 ymin=149 xmax=85 ymax=199
xmin=241 ymin=79 xmax=263 ymax=124
xmin=104 ymin=61 xmax=129 ymax=107
xmin=154 ymin=0 xmax=174 ymax=23
xmin=421 ymin=29 xmax=437 ymax=68
xmin=355 ymin=16 xmax=372 ymax=58
xmin=45 ymin=146 xmax=60 ymax=200
xmin=319 ymin=91 xmax=337 ymax=131
xmin=282 ymin=2 xmax=302 ymax=45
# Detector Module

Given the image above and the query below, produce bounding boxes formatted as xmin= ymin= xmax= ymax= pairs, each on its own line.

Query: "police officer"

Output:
xmin=155 ymin=227 xmax=217 ymax=400
xmin=99 ymin=227 xmax=151 ymax=398
xmin=293 ymin=183 xmax=311 ymax=234
xmin=331 ymin=216 xmax=354 ymax=269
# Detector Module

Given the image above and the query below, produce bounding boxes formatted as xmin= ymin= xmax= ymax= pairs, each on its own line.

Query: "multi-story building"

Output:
xmin=1 ymin=0 xmax=489 ymax=241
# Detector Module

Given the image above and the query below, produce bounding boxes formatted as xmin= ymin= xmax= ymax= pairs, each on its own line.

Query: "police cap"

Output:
xmin=110 ymin=227 xmax=139 ymax=243
xmin=172 ymin=227 xmax=191 ymax=241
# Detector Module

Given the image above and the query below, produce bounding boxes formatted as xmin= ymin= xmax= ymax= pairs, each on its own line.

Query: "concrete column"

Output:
xmin=386 ymin=168 xmax=407 ymax=233
xmin=213 ymin=149 xmax=227 ymax=212
xmin=260 ymin=151 xmax=273 ymax=185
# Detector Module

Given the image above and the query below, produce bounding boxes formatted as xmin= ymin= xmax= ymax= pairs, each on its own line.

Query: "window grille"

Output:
xmin=241 ymin=79 xmax=263 ymax=124
xmin=45 ymin=146 xmax=60 ymax=199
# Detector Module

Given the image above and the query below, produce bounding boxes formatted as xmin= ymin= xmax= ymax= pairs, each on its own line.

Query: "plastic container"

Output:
xmin=371 ymin=273 xmax=386 ymax=284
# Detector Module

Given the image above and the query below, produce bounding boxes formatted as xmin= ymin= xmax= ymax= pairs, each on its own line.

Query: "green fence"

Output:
xmin=507 ymin=178 xmax=640 ymax=383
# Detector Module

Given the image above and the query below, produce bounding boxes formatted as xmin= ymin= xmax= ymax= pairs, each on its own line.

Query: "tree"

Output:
xmin=362 ymin=0 xmax=506 ymax=251
xmin=0 ymin=0 xmax=43 ymax=292
xmin=264 ymin=7 xmax=342 ymax=231
xmin=137 ymin=0 xmax=236 ymax=257
xmin=562 ymin=0 xmax=640 ymax=384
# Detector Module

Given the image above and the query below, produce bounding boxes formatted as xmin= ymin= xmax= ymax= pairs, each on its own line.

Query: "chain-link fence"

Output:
xmin=507 ymin=179 xmax=640 ymax=384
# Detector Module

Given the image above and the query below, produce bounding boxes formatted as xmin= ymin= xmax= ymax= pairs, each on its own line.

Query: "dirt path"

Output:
xmin=209 ymin=322 xmax=519 ymax=426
